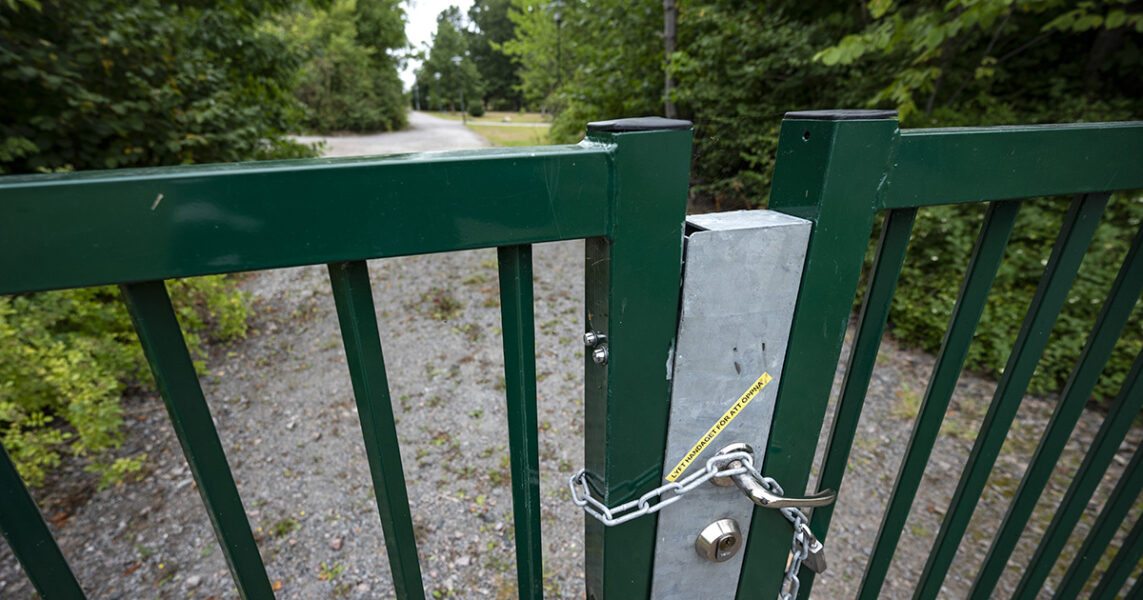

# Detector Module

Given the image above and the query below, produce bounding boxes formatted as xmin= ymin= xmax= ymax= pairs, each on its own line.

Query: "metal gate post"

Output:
xmin=735 ymin=110 xmax=900 ymax=598
xmin=582 ymin=117 xmax=692 ymax=600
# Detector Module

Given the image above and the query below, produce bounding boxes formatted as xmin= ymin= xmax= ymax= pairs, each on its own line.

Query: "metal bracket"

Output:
xmin=650 ymin=210 xmax=811 ymax=600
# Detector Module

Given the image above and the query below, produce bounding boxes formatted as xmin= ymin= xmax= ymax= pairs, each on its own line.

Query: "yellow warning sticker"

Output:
xmin=665 ymin=372 xmax=773 ymax=482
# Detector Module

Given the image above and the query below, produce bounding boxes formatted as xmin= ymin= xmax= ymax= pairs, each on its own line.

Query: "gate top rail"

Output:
xmin=0 ymin=143 xmax=613 ymax=295
xmin=885 ymin=120 xmax=1143 ymax=208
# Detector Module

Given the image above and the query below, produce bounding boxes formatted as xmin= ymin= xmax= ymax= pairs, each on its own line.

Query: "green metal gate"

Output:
xmin=2 ymin=110 xmax=1142 ymax=599
xmin=737 ymin=110 xmax=1143 ymax=599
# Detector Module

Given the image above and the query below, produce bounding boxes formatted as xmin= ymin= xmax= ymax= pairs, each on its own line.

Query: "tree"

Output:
xmin=414 ymin=7 xmax=484 ymax=113
xmin=468 ymin=0 xmax=522 ymax=109
xmin=501 ymin=0 xmax=662 ymax=137
xmin=277 ymin=0 xmax=408 ymax=132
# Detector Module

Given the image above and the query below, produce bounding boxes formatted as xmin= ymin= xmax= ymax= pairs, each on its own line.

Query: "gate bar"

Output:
xmin=496 ymin=244 xmax=544 ymax=599
xmin=855 ymin=201 xmax=1021 ymax=600
xmin=808 ymin=207 xmax=916 ymax=549
xmin=914 ymin=193 xmax=1109 ymax=599
xmin=969 ymin=224 xmax=1143 ymax=598
xmin=328 ymin=260 xmax=425 ymax=599
xmin=1090 ymin=504 xmax=1143 ymax=599
xmin=0 ymin=442 xmax=86 ymax=597
xmin=1014 ymin=348 xmax=1143 ymax=598
xmin=121 ymin=280 xmax=274 ymax=600
xmin=1054 ymin=440 xmax=1143 ymax=598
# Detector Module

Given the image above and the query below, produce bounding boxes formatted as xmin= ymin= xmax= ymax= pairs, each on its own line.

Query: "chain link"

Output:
xmin=568 ymin=452 xmax=818 ymax=600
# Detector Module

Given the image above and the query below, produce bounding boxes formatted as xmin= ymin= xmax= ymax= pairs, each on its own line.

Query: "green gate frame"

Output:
xmin=2 ymin=109 xmax=1143 ymax=599
xmin=738 ymin=110 xmax=1143 ymax=600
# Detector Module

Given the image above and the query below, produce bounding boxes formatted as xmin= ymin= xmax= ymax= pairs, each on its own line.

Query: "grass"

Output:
xmin=427 ymin=110 xmax=550 ymax=124
xmin=466 ymin=124 xmax=550 ymax=147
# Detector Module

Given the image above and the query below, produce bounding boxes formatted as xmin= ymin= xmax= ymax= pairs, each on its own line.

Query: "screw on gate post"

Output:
xmin=583 ymin=331 xmax=607 ymax=347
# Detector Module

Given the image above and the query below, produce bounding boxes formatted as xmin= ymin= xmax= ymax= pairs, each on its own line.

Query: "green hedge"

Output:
xmin=886 ymin=194 xmax=1143 ymax=404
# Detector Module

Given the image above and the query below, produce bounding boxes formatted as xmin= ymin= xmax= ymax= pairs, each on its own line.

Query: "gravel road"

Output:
xmin=293 ymin=111 xmax=489 ymax=156
xmin=2 ymin=114 xmax=1139 ymax=599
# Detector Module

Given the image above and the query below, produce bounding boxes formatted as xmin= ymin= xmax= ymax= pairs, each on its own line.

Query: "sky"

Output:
xmin=401 ymin=0 xmax=474 ymax=90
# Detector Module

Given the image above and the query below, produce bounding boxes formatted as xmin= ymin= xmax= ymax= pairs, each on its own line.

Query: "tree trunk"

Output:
xmin=663 ymin=0 xmax=677 ymax=118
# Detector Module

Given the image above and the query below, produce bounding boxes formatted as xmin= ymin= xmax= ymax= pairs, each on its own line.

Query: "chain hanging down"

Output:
xmin=568 ymin=451 xmax=824 ymax=600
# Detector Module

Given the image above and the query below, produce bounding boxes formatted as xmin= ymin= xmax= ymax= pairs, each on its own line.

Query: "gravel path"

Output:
xmin=2 ymin=118 xmax=1139 ymax=599
xmin=293 ymin=111 xmax=489 ymax=157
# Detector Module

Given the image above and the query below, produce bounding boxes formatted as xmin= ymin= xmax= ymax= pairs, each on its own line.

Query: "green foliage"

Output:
xmin=0 ymin=277 xmax=249 ymax=487
xmin=276 ymin=0 xmax=408 ymax=133
xmin=668 ymin=3 xmax=877 ymax=207
xmin=890 ymin=195 xmax=1143 ymax=403
xmin=468 ymin=102 xmax=486 ymax=117
xmin=0 ymin=0 xmax=317 ymax=174
xmin=815 ymin=0 xmax=1143 ymax=122
xmin=501 ymin=0 xmax=663 ymax=141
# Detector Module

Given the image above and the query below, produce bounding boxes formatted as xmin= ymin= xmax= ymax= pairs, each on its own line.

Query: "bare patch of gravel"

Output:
xmin=1 ymin=241 xmax=1139 ymax=599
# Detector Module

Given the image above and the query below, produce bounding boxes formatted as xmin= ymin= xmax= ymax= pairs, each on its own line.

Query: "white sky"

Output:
xmin=401 ymin=0 xmax=475 ymax=90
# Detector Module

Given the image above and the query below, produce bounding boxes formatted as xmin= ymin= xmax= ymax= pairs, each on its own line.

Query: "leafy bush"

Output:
xmin=0 ymin=0 xmax=317 ymax=174
xmin=887 ymin=194 xmax=1143 ymax=404
xmin=1 ymin=0 xmax=285 ymax=485
xmin=0 ymin=277 xmax=250 ymax=487
xmin=468 ymin=102 xmax=486 ymax=117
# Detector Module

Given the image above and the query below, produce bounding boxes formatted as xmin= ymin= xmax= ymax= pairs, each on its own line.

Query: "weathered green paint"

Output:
xmin=0 ymin=145 xmax=611 ymax=296
xmin=120 ymin=280 xmax=273 ymax=600
xmin=582 ymin=121 xmax=692 ymax=600
xmin=969 ymin=223 xmax=1143 ymax=599
xmin=1015 ymin=348 xmax=1143 ymax=599
xmin=1054 ymin=439 xmax=1143 ymax=599
xmin=327 ymin=260 xmax=425 ymax=599
xmin=798 ymin=207 xmax=916 ymax=597
xmin=914 ymin=193 xmax=1108 ymax=599
xmin=883 ymin=122 xmax=1143 ymax=208
xmin=0 ymin=442 xmax=85 ymax=598
xmin=496 ymin=244 xmax=544 ymax=599
xmin=1091 ymin=511 xmax=1143 ymax=600
xmin=737 ymin=111 xmax=900 ymax=598
xmin=857 ymin=201 xmax=1021 ymax=600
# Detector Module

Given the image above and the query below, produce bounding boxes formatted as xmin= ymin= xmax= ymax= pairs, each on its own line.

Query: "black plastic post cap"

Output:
xmin=783 ymin=109 xmax=899 ymax=120
xmin=586 ymin=117 xmax=693 ymax=132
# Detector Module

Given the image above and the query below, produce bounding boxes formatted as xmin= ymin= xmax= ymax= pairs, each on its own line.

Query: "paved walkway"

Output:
xmin=293 ymin=111 xmax=489 ymax=157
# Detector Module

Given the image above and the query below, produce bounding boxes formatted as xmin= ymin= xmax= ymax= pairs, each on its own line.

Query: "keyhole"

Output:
xmin=719 ymin=537 xmax=735 ymax=551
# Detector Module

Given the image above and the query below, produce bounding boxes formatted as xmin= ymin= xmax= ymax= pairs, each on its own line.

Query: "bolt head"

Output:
xmin=591 ymin=346 xmax=608 ymax=365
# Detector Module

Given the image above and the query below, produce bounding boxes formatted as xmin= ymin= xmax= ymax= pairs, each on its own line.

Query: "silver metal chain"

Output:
xmin=568 ymin=452 xmax=819 ymax=600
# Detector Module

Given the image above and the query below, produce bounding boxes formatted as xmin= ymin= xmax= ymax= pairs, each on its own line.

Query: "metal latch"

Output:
xmin=712 ymin=443 xmax=836 ymax=509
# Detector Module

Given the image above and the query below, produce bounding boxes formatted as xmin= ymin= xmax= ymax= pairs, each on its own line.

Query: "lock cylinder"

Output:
xmin=695 ymin=518 xmax=743 ymax=562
